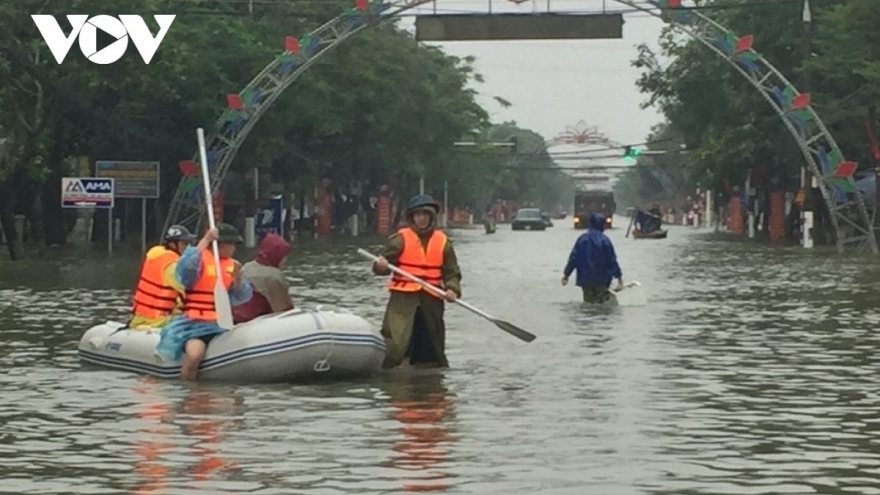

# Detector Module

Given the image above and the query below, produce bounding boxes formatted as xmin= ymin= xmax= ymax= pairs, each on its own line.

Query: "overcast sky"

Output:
xmin=397 ymin=0 xmax=668 ymax=148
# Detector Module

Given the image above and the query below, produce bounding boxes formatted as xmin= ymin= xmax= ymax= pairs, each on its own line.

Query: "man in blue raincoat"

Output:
xmin=561 ymin=212 xmax=624 ymax=304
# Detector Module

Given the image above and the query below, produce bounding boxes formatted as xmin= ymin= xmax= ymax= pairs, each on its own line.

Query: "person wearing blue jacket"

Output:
xmin=561 ymin=212 xmax=624 ymax=303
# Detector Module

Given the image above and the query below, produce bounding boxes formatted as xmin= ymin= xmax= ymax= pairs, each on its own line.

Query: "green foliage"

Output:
xmin=437 ymin=122 xmax=572 ymax=211
xmin=624 ymin=0 xmax=878 ymax=201
xmin=0 ymin=0 xmax=571 ymax=239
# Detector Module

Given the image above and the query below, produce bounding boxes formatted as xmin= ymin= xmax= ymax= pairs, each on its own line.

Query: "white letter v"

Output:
xmin=120 ymin=15 xmax=176 ymax=64
xmin=31 ymin=15 xmax=89 ymax=64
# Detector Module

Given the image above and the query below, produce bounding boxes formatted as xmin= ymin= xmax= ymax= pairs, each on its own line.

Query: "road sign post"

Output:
xmin=255 ymin=196 xmax=284 ymax=241
xmin=95 ymin=161 xmax=160 ymax=254
xmin=62 ymin=177 xmax=115 ymax=255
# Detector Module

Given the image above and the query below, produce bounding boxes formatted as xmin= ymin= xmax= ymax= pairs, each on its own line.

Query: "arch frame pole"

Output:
xmin=617 ymin=0 xmax=875 ymax=252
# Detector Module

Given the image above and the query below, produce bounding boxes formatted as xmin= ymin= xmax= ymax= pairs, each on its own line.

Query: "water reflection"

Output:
xmin=129 ymin=380 xmax=243 ymax=493
xmin=5 ymin=226 xmax=880 ymax=493
xmin=132 ymin=378 xmax=174 ymax=495
xmin=383 ymin=372 xmax=456 ymax=493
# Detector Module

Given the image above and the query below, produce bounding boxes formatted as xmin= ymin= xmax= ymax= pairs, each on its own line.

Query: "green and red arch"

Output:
xmin=164 ymin=0 xmax=876 ymax=253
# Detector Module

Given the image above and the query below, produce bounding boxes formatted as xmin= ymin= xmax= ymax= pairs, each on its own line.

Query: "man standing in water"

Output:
xmin=372 ymin=195 xmax=462 ymax=369
xmin=562 ymin=212 xmax=624 ymax=304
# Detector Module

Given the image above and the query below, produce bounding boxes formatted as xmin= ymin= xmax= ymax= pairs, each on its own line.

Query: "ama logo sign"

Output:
xmin=65 ymin=178 xmax=113 ymax=193
xmin=32 ymin=15 xmax=175 ymax=65
xmin=82 ymin=179 xmax=113 ymax=193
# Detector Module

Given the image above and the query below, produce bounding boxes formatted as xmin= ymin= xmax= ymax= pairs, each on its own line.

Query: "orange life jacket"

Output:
xmin=183 ymin=250 xmax=235 ymax=322
xmin=132 ymin=246 xmax=181 ymax=318
xmin=388 ymin=228 xmax=446 ymax=298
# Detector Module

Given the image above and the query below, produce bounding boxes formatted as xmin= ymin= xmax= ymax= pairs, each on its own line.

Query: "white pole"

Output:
xmin=419 ymin=176 xmax=425 ymax=195
xmin=107 ymin=207 xmax=113 ymax=256
xmin=244 ymin=217 xmax=256 ymax=247
xmin=141 ymin=198 xmax=147 ymax=254
xmin=705 ymin=189 xmax=713 ymax=229
xmin=803 ymin=211 xmax=814 ymax=248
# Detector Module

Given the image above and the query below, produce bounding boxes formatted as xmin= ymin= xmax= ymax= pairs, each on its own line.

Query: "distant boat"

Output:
xmin=632 ymin=228 xmax=667 ymax=239
xmin=629 ymin=209 xmax=667 ymax=240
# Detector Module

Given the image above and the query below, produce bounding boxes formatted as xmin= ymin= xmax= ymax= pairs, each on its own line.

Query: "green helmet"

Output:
xmin=217 ymin=223 xmax=243 ymax=244
xmin=407 ymin=194 xmax=440 ymax=213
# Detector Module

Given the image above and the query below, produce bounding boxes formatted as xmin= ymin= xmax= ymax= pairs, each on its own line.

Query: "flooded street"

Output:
xmin=2 ymin=221 xmax=880 ymax=494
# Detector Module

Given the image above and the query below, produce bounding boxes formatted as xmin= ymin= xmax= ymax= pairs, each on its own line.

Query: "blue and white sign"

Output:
xmin=62 ymin=177 xmax=115 ymax=209
xmin=256 ymin=196 xmax=283 ymax=239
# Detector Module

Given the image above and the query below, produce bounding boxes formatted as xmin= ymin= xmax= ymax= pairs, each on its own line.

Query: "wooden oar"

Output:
xmin=196 ymin=128 xmax=234 ymax=330
xmin=357 ymin=248 xmax=536 ymax=343
xmin=625 ymin=209 xmax=636 ymax=238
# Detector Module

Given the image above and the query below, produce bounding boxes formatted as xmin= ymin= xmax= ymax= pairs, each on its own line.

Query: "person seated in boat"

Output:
xmin=129 ymin=225 xmax=207 ymax=330
xmin=561 ymin=212 xmax=624 ymax=304
xmin=636 ymin=209 xmax=662 ymax=234
xmin=372 ymin=194 xmax=462 ymax=369
xmin=647 ymin=203 xmax=664 ymax=232
xmin=232 ymin=232 xmax=294 ymax=324
xmin=156 ymin=223 xmax=253 ymax=381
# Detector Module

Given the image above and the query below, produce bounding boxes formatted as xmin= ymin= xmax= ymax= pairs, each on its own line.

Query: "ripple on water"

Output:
xmin=2 ymin=227 xmax=880 ymax=493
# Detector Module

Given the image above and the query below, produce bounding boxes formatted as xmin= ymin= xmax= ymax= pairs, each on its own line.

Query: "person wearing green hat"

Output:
xmin=372 ymin=194 xmax=462 ymax=369
xmin=156 ymin=223 xmax=253 ymax=381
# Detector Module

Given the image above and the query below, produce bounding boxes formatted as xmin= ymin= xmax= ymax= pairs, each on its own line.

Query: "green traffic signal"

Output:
xmin=623 ymin=145 xmax=641 ymax=162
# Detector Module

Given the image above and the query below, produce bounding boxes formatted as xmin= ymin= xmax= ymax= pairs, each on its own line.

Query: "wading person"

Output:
xmin=233 ymin=232 xmax=294 ymax=324
xmin=156 ymin=223 xmax=253 ymax=381
xmin=372 ymin=195 xmax=462 ymax=369
xmin=562 ymin=212 xmax=624 ymax=304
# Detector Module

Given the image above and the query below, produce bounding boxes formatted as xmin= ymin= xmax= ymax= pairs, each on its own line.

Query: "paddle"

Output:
xmin=356 ymin=248 xmax=536 ymax=343
xmin=625 ymin=209 xmax=636 ymax=238
xmin=196 ymin=128 xmax=234 ymax=331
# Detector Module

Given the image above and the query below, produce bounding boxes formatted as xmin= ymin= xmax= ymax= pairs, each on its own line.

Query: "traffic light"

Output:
xmin=623 ymin=145 xmax=641 ymax=162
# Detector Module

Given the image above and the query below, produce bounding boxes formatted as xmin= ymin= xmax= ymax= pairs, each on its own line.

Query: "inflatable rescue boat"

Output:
xmin=78 ymin=307 xmax=386 ymax=382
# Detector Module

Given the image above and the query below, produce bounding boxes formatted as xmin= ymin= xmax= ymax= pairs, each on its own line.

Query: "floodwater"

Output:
xmin=2 ymin=218 xmax=880 ymax=494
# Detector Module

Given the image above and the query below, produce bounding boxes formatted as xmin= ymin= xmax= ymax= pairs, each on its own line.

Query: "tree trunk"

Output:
xmin=42 ymin=169 xmax=66 ymax=245
xmin=0 ymin=179 xmax=21 ymax=260
xmin=28 ymin=189 xmax=46 ymax=256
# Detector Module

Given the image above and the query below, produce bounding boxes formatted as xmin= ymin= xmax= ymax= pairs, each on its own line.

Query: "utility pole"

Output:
xmin=801 ymin=0 xmax=817 ymax=248
xmin=442 ymin=180 xmax=449 ymax=228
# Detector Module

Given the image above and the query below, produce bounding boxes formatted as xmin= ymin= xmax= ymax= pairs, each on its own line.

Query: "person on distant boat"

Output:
xmin=232 ymin=232 xmax=294 ymax=324
xmin=561 ymin=212 xmax=624 ymax=304
xmin=372 ymin=194 xmax=462 ymax=369
xmin=156 ymin=223 xmax=253 ymax=381
xmin=129 ymin=225 xmax=205 ymax=330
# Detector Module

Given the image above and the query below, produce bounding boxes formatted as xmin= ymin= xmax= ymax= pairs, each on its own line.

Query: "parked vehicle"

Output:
xmin=512 ymin=208 xmax=547 ymax=231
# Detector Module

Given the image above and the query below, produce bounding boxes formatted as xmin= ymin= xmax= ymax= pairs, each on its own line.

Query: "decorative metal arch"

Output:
xmin=541 ymin=120 xmax=673 ymax=194
xmin=547 ymin=120 xmax=616 ymax=148
xmin=163 ymin=0 xmax=876 ymax=253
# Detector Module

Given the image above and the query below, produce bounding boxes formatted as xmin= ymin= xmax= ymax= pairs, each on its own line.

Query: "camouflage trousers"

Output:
xmin=581 ymin=285 xmax=611 ymax=304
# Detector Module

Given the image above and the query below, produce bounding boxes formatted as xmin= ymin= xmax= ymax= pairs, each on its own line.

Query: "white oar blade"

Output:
xmin=610 ymin=281 xmax=647 ymax=307
xmin=214 ymin=279 xmax=234 ymax=330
